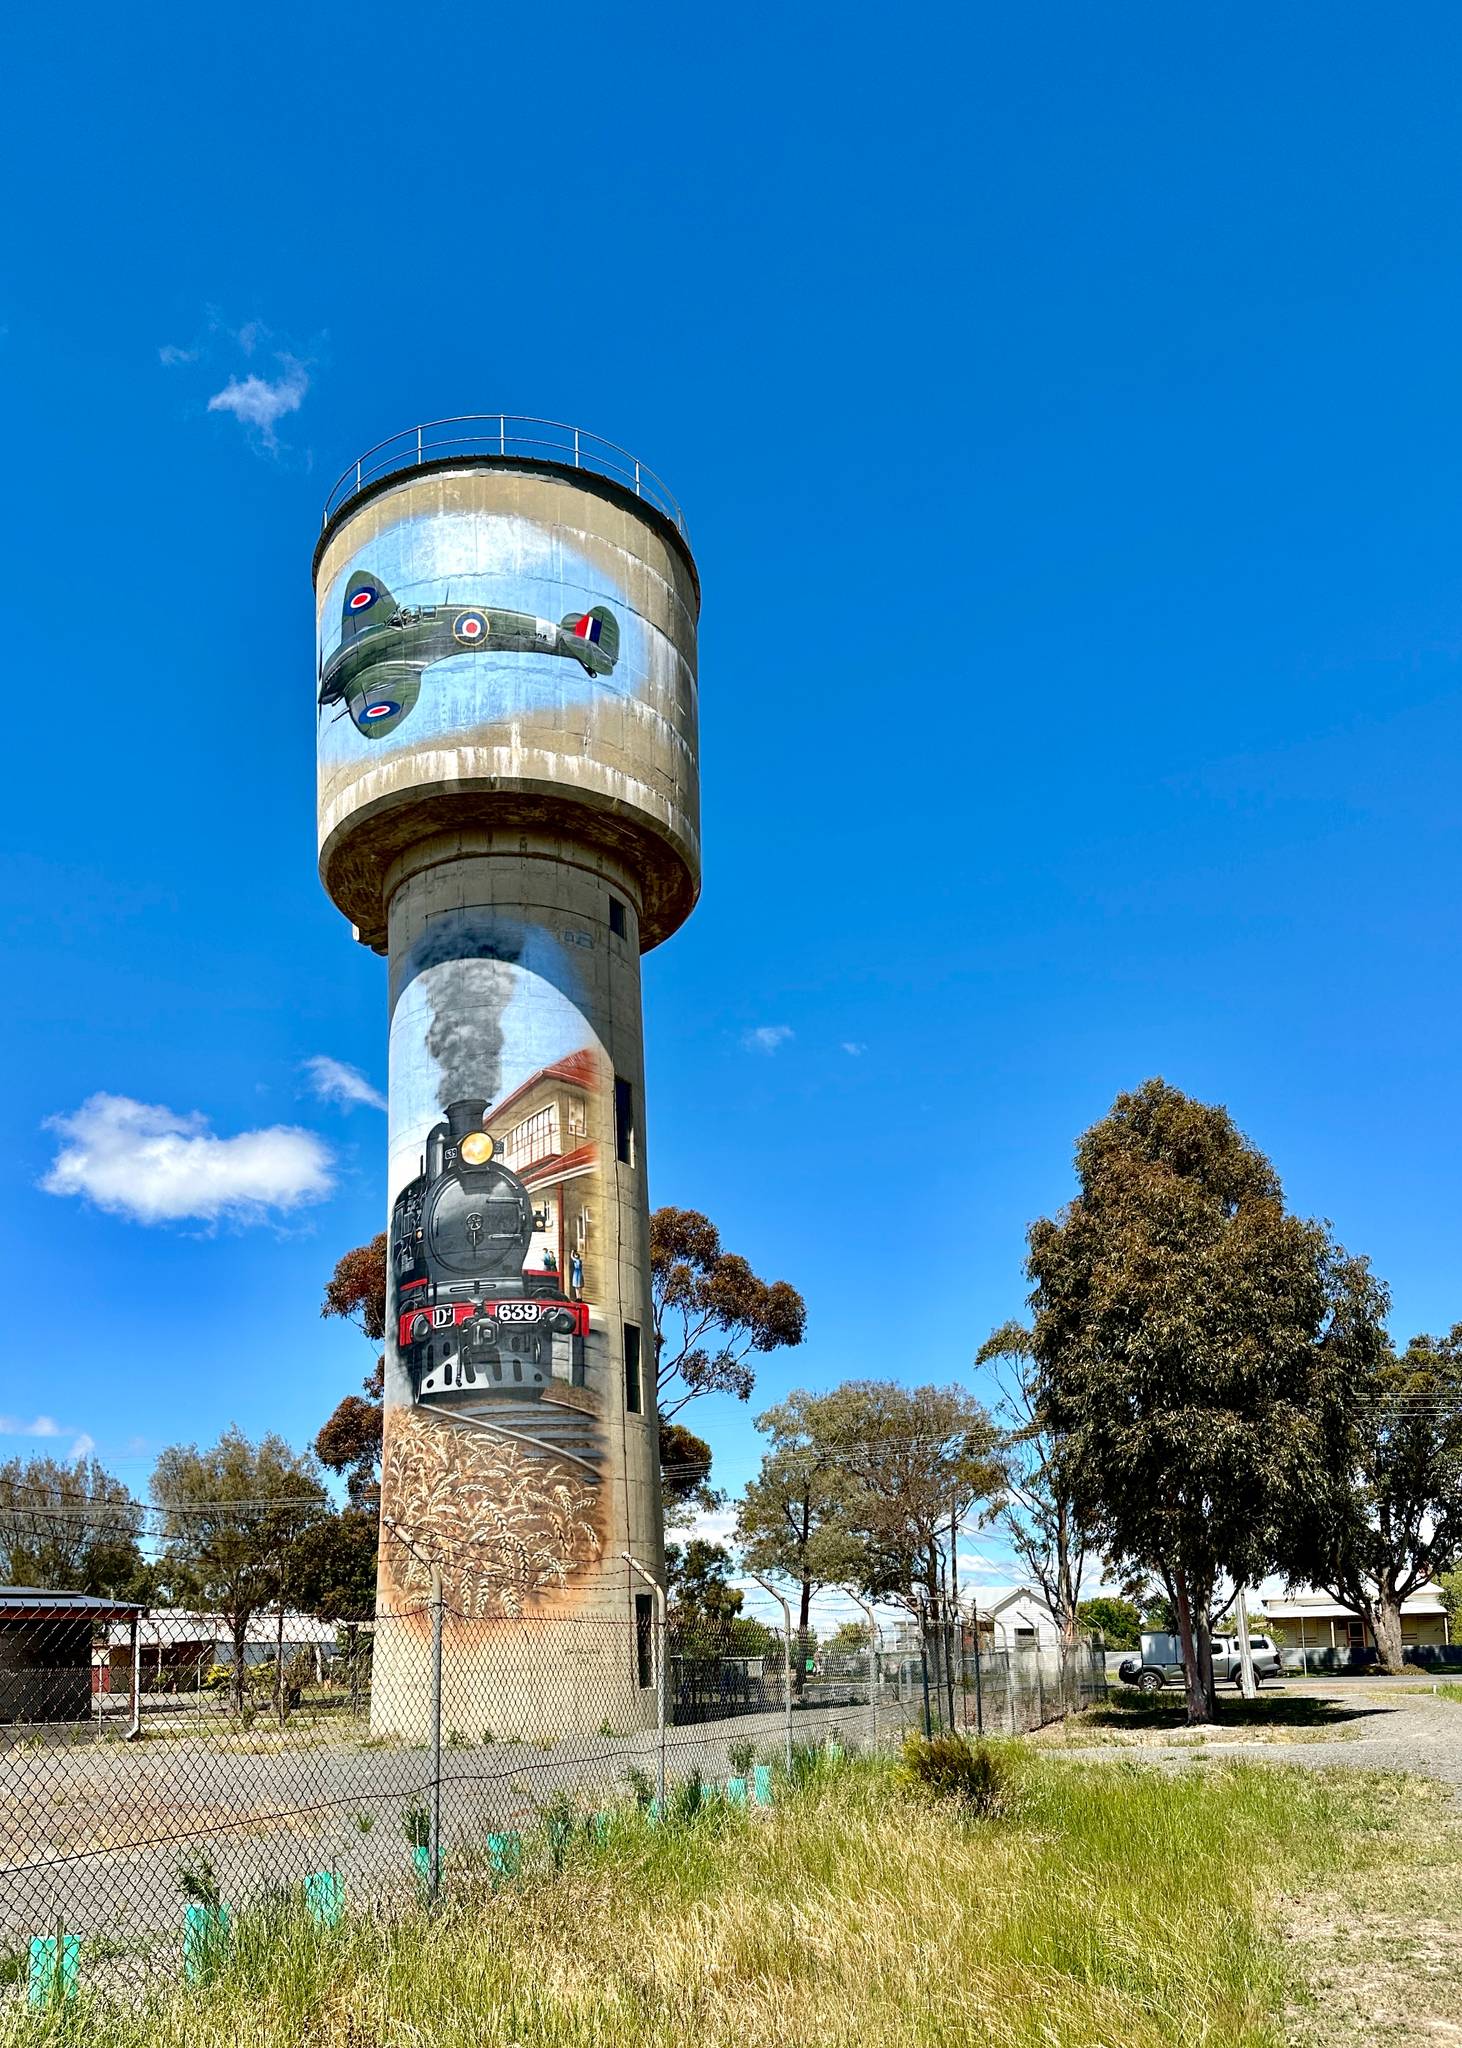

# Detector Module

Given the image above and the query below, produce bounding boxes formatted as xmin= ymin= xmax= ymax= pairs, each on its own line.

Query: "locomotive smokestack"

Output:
xmin=446 ymin=1098 xmax=488 ymax=1139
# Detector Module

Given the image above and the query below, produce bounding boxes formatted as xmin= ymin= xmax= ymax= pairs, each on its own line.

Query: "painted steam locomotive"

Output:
xmin=392 ymin=1097 xmax=589 ymax=1404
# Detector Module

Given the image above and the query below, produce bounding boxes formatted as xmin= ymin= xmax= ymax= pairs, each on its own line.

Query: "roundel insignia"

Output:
xmin=453 ymin=609 xmax=489 ymax=645
xmin=362 ymin=699 xmax=401 ymax=722
xmin=348 ymin=584 xmax=378 ymax=612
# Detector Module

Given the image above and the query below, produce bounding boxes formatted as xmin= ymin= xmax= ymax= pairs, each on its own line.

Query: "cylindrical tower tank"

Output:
xmin=313 ymin=419 xmax=699 ymax=1738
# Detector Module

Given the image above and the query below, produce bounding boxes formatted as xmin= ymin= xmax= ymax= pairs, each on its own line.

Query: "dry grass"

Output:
xmin=7 ymin=1748 xmax=1450 ymax=2048
xmin=1045 ymin=1691 xmax=1376 ymax=1748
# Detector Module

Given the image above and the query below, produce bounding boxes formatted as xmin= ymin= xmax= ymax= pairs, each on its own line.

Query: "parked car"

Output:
xmin=1118 ymin=1634 xmax=1282 ymax=1694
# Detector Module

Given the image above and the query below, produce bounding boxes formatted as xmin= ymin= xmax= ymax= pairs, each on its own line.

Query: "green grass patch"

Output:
xmin=1 ymin=1753 xmax=1450 ymax=2048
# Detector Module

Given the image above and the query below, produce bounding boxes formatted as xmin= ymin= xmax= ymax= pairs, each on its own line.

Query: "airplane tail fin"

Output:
xmin=562 ymin=606 xmax=619 ymax=672
xmin=340 ymin=571 xmax=395 ymax=644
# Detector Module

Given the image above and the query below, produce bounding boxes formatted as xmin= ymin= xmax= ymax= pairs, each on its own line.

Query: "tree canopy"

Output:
xmin=658 ymin=1418 xmax=719 ymax=1530
xmin=1306 ymin=1320 xmax=1462 ymax=1671
xmin=977 ymin=1320 xmax=1087 ymax=1642
xmin=0 ymin=1455 xmax=149 ymax=1599
xmin=771 ymin=1381 xmax=1002 ymax=1620
xmin=736 ymin=1393 xmax=863 ymax=1690
xmin=151 ymin=1429 xmax=328 ymax=1714
xmin=650 ymin=1207 xmax=806 ymax=1419
xmin=1027 ymin=1078 xmax=1381 ymax=1721
xmin=317 ymin=1235 xmax=387 ymax=1508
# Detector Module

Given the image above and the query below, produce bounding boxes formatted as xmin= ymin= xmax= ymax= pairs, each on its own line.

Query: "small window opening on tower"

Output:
xmin=614 ymin=1076 xmax=635 ymax=1166
xmin=635 ymin=1592 xmax=654 ymax=1689
xmin=608 ymin=894 xmax=628 ymax=939
xmin=623 ymin=1321 xmax=643 ymax=1414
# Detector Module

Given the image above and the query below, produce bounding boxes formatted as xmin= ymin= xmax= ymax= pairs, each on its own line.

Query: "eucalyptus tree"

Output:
xmin=976 ymin=1321 xmax=1087 ymax=1642
xmin=152 ymin=1429 xmax=328 ymax=1717
xmin=736 ymin=1393 xmax=863 ymax=1692
xmin=650 ymin=1208 xmax=806 ymax=1419
xmin=1308 ymin=1321 xmax=1462 ymax=1673
xmin=1022 ymin=1078 xmax=1380 ymax=1723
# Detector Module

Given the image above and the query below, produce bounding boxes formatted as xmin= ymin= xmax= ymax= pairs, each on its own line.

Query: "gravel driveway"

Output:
xmin=1056 ymin=1680 xmax=1462 ymax=1791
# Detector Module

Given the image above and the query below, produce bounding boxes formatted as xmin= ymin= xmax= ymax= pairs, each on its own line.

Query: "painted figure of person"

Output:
xmin=569 ymin=1249 xmax=583 ymax=1299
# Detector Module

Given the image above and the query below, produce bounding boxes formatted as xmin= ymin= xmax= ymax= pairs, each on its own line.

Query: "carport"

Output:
xmin=0 ymin=1588 xmax=146 ymax=1732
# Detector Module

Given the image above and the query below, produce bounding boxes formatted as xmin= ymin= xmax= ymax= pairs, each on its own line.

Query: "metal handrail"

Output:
xmin=321 ymin=413 xmax=687 ymax=537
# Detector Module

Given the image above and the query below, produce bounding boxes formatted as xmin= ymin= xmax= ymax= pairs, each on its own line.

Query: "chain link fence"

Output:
xmin=0 ymin=1595 xmax=1104 ymax=2005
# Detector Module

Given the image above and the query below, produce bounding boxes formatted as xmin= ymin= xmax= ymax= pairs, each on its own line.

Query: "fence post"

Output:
xmin=428 ymin=1563 xmax=443 ymax=1901
xmin=748 ymin=1573 xmax=794 ymax=1775
xmin=622 ymin=1554 xmax=667 ymax=1814
xmin=845 ymin=1590 xmax=881 ymax=1754
xmin=971 ymin=1612 xmax=984 ymax=1735
xmin=127 ymin=1613 xmax=141 ymax=1741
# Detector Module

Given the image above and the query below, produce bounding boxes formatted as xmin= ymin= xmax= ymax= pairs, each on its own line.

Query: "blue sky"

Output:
xmin=4 ymin=9 xmax=1461 ymax=1587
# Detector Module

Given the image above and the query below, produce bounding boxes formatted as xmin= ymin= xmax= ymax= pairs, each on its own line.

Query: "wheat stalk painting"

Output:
xmin=384 ymin=1408 xmax=602 ymax=1617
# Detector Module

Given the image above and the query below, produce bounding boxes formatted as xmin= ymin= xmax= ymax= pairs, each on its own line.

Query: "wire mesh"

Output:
xmin=0 ymin=1598 xmax=1104 ymax=2004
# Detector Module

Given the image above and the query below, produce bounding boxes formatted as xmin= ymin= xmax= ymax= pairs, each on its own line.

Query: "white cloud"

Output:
xmin=68 ymin=1435 xmax=96 ymax=1464
xmin=207 ymin=354 xmax=309 ymax=448
xmin=0 ymin=1416 xmax=65 ymax=1438
xmin=158 ymin=342 xmax=198 ymax=366
xmin=841 ymin=1041 xmax=867 ymax=1056
xmin=41 ymin=1094 xmax=335 ymax=1227
xmin=302 ymin=1055 xmax=386 ymax=1114
xmin=742 ymin=1025 xmax=794 ymax=1054
xmin=686 ymin=1504 xmax=738 ymax=1548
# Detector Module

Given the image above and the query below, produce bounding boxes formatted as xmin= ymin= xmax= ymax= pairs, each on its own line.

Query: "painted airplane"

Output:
xmin=318 ymin=571 xmax=621 ymax=738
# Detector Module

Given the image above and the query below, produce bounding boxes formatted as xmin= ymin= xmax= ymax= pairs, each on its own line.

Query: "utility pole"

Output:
xmin=1234 ymin=1585 xmax=1258 ymax=1701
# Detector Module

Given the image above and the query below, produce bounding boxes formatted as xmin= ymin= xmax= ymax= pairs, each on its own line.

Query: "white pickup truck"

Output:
xmin=1118 ymin=1632 xmax=1283 ymax=1694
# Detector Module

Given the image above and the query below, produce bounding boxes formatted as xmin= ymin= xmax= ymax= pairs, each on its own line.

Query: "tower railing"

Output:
xmin=321 ymin=415 xmax=687 ymax=538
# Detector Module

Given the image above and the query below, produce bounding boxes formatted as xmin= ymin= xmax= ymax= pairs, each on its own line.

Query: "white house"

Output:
xmin=971 ymin=1585 xmax=1064 ymax=1646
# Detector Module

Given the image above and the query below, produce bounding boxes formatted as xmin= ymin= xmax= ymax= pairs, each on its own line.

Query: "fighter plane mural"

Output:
xmin=319 ymin=571 xmax=621 ymax=738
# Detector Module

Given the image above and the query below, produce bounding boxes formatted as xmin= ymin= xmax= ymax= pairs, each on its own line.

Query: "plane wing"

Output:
xmin=346 ymin=662 xmax=424 ymax=738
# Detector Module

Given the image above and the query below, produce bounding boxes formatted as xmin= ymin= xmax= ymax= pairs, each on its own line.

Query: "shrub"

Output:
xmin=401 ymin=1804 xmax=431 ymax=1849
xmin=898 ymin=1734 xmax=1016 ymax=1817
xmin=727 ymin=1739 xmax=755 ymax=1777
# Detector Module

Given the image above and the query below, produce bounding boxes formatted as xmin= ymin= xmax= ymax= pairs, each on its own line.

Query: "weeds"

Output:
xmin=174 ymin=1853 xmax=222 ymax=1910
xmin=1 ymin=1755 xmax=1450 ymax=2048
xmin=898 ymin=1733 xmax=1018 ymax=1816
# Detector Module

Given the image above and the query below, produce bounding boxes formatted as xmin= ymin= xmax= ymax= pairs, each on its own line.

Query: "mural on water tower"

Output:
xmin=381 ymin=911 xmax=609 ymax=1618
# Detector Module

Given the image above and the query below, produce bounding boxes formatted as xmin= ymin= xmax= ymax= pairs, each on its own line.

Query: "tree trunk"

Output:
xmin=230 ymin=1617 xmax=248 ymax=1719
xmin=1371 ymin=1594 xmax=1406 ymax=1676
xmin=1173 ymin=1574 xmax=1216 ymax=1724
xmin=794 ymin=1576 xmax=811 ymax=1699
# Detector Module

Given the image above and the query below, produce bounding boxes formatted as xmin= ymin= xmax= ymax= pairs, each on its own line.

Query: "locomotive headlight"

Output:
xmin=409 ymin=1313 xmax=430 ymax=1343
xmin=460 ymin=1131 xmax=494 ymax=1166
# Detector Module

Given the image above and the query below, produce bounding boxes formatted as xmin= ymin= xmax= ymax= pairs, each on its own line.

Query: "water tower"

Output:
xmin=313 ymin=418 xmax=699 ymax=1735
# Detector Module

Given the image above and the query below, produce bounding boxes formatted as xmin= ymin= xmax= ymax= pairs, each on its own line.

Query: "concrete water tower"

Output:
xmin=313 ymin=418 xmax=699 ymax=1735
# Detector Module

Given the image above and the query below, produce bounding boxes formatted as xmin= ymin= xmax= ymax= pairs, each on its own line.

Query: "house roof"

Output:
xmin=520 ymin=1142 xmax=597 ymax=1188
xmin=1264 ymin=1587 xmax=1447 ymax=1620
xmin=975 ymin=1585 xmax=1057 ymax=1618
xmin=487 ymin=1050 xmax=602 ymax=1130
xmin=0 ymin=1587 xmax=146 ymax=1620
xmin=101 ymin=1609 xmax=341 ymax=1648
